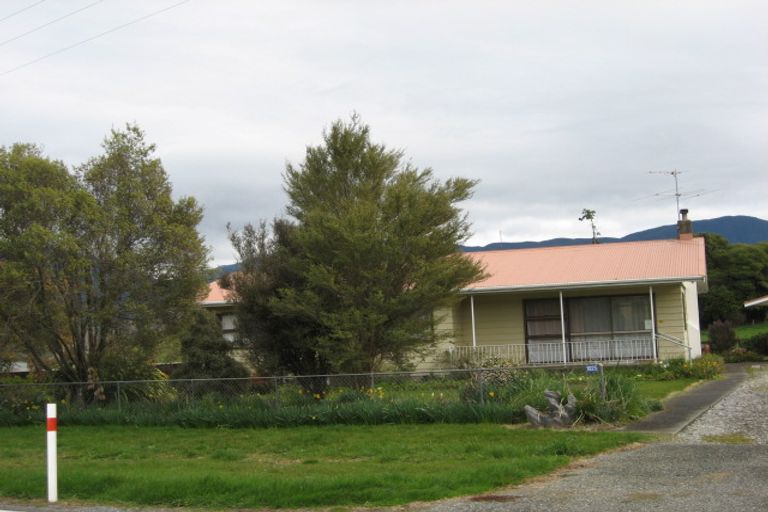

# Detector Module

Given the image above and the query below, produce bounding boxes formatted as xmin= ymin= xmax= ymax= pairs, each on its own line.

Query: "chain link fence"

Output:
xmin=1 ymin=368 xmax=511 ymax=409
xmin=0 ymin=363 xmax=649 ymax=427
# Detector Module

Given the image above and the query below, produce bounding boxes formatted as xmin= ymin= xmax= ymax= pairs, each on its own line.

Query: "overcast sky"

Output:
xmin=1 ymin=0 xmax=766 ymax=264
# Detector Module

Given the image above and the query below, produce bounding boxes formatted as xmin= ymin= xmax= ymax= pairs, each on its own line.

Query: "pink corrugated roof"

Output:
xmin=464 ymin=237 xmax=706 ymax=292
xmin=202 ymin=280 xmax=232 ymax=304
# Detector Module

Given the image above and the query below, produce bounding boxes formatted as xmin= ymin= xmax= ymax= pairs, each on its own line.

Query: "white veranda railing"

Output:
xmin=448 ymin=337 xmax=657 ymax=365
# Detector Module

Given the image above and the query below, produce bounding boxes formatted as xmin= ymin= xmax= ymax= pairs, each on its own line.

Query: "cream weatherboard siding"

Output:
xmin=458 ymin=293 xmax=526 ymax=346
xmin=654 ymin=284 xmax=689 ymax=359
xmin=684 ymin=281 xmax=703 ymax=358
xmin=424 ymin=306 xmax=460 ymax=369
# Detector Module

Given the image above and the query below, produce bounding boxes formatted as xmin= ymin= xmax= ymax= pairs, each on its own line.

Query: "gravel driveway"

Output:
xmin=677 ymin=367 xmax=768 ymax=444
xmin=395 ymin=367 xmax=768 ymax=512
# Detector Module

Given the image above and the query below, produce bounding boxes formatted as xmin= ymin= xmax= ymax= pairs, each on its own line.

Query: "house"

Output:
xmin=203 ymin=213 xmax=708 ymax=369
xmin=201 ymin=280 xmax=238 ymax=342
xmin=433 ymin=214 xmax=707 ymax=367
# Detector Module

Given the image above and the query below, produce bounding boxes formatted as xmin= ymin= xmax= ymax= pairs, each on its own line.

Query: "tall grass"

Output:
xmin=52 ymin=398 xmax=526 ymax=428
xmin=576 ymin=373 xmax=658 ymax=423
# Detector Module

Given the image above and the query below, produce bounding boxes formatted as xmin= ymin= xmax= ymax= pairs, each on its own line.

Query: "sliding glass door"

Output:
xmin=524 ymin=294 xmax=654 ymax=362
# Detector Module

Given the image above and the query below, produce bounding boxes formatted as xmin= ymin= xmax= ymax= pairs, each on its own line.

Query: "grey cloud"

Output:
xmin=0 ymin=1 xmax=765 ymax=261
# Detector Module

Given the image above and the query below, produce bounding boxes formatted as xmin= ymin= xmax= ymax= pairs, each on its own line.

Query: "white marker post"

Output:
xmin=46 ymin=403 xmax=57 ymax=502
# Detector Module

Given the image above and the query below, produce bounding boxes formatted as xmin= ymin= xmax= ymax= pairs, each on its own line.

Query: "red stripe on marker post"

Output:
xmin=46 ymin=403 xmax=57 ymax=502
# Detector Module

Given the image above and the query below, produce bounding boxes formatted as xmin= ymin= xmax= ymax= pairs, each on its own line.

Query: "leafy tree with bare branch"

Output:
xmin=0 ymin=126 xmax=208 ymax=387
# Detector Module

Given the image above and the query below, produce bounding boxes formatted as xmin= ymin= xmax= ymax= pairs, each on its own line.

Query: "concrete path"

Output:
xmin=621 ymin=363 xmax=750 ymax=434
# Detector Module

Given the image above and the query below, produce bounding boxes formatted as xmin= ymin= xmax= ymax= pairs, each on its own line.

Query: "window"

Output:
xmin=568 ymin=295 xmax=653 ymax=360
xmin=523 ymin=294 xmax=655 ymax=362
xmin=568 ymin=295 xmax=650 ymax=338
xmin=525 ymin=299 xmax=562 ymax=339
xmin=524 ymin=299 xmax=563 ymax=363
xmin=610 ymin=296 xmax=650 ymax=333
xmin=569 ymin=297 xmax=611 ymax=336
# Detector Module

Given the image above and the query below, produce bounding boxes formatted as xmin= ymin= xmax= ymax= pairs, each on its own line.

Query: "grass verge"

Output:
xmin=0 ymin=424 xmax=646 ymax=508
xmin=702 ymin=433 xmax=754 ymax=444
xmin=634 ymin=378 xmax=699 ymax=401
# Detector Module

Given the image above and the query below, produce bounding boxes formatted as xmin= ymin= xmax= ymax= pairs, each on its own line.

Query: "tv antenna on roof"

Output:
xmin=648 ymin=169 xmax=710 ymax=220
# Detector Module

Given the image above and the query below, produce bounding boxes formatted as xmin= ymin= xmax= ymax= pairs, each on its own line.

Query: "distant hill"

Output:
xmin=210 ymin=215 xmax=768 ymax=275
xmin=621 ymin=216 xmax=768 ymax=244
xmin=463 ymin=215 xmax=768 ymax=252
xmin=216 ymin=263 xmax=240 ymax=275
xmin=209 ymin=262 xmax=240 ymax=280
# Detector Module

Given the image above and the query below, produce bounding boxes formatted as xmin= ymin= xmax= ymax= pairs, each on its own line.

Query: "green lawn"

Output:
xmin=701 ymin=321 xmax=768 ymax=342
xmin=634 ymin=378 xmax=698 ymax=400
xmin=0 ymin=425 xmax=645 ymax=509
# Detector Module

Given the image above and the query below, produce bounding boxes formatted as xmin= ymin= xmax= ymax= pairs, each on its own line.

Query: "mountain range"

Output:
xmin=461 ymin=215 xmax=768 ymax=252
xmin=213 ymin=215 xmax=768 ymax=276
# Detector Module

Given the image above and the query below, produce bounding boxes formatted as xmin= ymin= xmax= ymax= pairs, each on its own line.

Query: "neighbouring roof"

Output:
xmin=202 ymin=280 xmax=232 ymax=306
xmin=745 ymin=295 xmax=768 ymax=308
xmin=463 ymin=237 xmax=707 ymax=293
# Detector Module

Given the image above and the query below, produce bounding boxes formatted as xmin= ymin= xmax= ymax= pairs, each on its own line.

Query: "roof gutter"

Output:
xmin=744 ymin=295 xmax=768 ymax=308
xmin=201 ymin=300 xmax=232 ymax=307
xmin=460 ymin=275 xmax=708 ymax=295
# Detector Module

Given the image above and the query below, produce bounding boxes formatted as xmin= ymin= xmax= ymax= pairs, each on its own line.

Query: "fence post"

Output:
xmin=599 ymin=364 xmax=606 ymax=401
xmin=46 ymin=403 xmax=57 ymax=503
xmin=479 ymin=370 xmax=485 ymax=405
xmin=116 ymin=382 xmax=122 ymax=412
xmin=274 ymin=377 xmax=280 ymax=408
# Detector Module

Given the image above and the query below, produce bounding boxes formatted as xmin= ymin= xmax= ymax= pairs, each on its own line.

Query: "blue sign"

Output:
xmin=585 ymin=365 xmax=599 ymax=374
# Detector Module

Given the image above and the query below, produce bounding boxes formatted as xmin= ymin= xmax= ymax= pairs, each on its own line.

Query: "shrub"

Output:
xmin=274 ymin=384 xmax=319 ymax=406
xmin=742 ymin=333 xmax=768 ymax=356
xmin=0 ymin=377 xmax=54 ymax=425
xmin=329 ymin=387 xmax=371 ymax=403
xmin=722 ymin=347 xmax=763 ymax=363
xmin=708 ymin=320 xmax=737 ymax=353
xmin=458 ymin=368 xmax=567 ymax=410
xmin=690 ymin=354 xmax=725 ymax=378
xmin=575 ymin=373 xmax=653 ymax=423
xmin=665 ymin=354 xmax=724 ymax=379
xmin=174 ymin=310 xmax=250 ymax=381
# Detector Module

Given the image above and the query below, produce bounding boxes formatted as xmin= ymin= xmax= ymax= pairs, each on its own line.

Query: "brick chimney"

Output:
xmin=677 ymin=209 xmax=693 ymax=240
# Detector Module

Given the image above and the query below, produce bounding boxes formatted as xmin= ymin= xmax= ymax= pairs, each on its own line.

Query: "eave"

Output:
xmin=460 ymin=275 xmax=708 ymax=295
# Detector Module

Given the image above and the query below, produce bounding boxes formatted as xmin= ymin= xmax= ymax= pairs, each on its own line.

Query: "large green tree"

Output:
xmin=174 ymin=309 xmax=248 ymax=380
xmin=0 ymin=126 xmax=209 ymax=385
xmin=228 ymin=116 xmax=485 ymax=376
xmin=699 ymin=233 xmax=768 ymax=326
